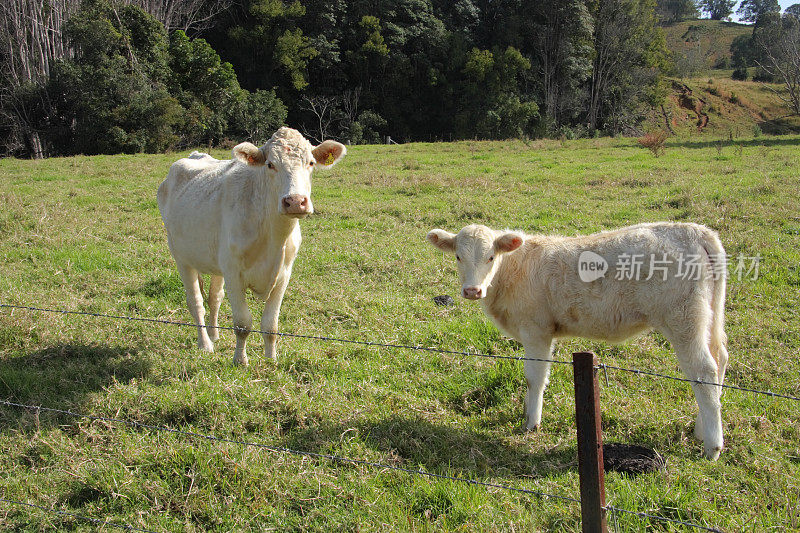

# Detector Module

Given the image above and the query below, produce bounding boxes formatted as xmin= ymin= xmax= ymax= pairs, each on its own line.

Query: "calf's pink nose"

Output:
xmin=282 ymin=194 xmax=310 ymax=214
xmin=463 ymin=287 xmax=483 ymax=299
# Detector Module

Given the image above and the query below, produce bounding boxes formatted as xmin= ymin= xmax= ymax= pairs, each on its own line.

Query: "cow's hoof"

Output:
xmin=233 ymin=354 xmax=249 ymax=367
xmin=525 ymin=423 xmax=541 ymax=432
xmin=198 ymin=342 xmax=214 ymax=353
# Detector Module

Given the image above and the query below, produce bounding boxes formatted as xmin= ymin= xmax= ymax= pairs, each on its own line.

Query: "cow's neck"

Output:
xmin=480 ymin=239 xmax=537 ymax=337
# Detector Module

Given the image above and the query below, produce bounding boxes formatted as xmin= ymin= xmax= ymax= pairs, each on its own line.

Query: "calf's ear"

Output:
xmin=232 ymin=142 xmax=266 ymax=166
xmin=312 ymin=140 xmax=347 ymax=167
xmin=495 ymin=232 xmax=524 ymax=253
xmin=427 ymin=229 xmax=456 ymax=253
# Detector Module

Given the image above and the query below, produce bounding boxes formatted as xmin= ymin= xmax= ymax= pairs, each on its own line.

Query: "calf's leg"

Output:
xmin=177 ymin=263 xmax=214 ymax=352
xmin=206 ymin=275 xmax=225 ymax=342
xmin=671 ymin=336 xmax=724 ymax=460
xmin=520 ymin=336 xmax=555 ymax=431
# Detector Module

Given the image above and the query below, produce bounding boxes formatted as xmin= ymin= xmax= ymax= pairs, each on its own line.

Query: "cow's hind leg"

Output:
xmin=261 ymin=274 xmax=291 ymax=363
xmin=225 ymin=275 xmax=252 ymax=366
xmin=206 ymin=275 xmax=225 ymax=342
xmin=177 ymin=263 xmax=214 ymax=352
xmin=670 ymin=334 xmax=724 ymax=461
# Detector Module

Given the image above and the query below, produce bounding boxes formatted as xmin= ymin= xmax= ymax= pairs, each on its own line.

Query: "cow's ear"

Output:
xmin=427 ymin=229 xmax=456 ymax=253
xmin=495 ymin=232 xmax=524 ymax=253
xmin=232 ymin=142 xmax=266 ymax=166
xmin=312 ymin=140 xmax=347 ymax=167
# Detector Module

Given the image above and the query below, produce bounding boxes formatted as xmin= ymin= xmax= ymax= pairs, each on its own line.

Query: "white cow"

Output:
xmin=427 ymin=222 xmax=729 ymax=460
xmin=158 ymin=127 xmax=346 ymax=366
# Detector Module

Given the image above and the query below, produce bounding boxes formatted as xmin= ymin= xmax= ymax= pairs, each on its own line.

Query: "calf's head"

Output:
xmin=427 ymin=225 xmax=523 ymax=299
xmin=232 ymin=127 xmax=346 ymax=217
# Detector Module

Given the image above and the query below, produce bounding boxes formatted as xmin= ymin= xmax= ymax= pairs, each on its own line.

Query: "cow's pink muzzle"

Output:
xmin=282 ymin=194 xmax=312 ymax=216
xmin=462 ymin=287 xmax=483 ymax=299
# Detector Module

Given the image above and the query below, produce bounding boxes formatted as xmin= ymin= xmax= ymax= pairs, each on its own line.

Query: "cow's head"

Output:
xmin=232 ymin=127 xmax=347 ymax=218
xmin=427 ymin=225 xmax=523 ymax=300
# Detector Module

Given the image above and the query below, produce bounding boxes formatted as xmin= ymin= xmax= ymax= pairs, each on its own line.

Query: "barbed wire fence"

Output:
xmin=1 ymin=302 xmax=798 ymax=532
xmin=2 ymin=303 xmax=797 ymax=400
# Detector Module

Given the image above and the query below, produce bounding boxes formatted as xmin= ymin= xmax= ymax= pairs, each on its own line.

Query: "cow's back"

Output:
xmin=158 ymin=155 xmax=234 ymax=274
xmin=492 ymin=222 xmax=720 ymax=341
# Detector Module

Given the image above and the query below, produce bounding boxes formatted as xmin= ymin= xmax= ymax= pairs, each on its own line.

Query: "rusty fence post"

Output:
xmin=573 ymin=351 xmax=608 ymax=533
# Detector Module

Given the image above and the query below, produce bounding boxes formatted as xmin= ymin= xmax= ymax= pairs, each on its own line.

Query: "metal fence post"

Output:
xmin=573 ymin=351 xmax=608 ymax=533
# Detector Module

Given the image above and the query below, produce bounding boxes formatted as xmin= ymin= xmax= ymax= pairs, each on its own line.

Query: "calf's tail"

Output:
xmin=700 ymin=228 xmax=729 ymax=385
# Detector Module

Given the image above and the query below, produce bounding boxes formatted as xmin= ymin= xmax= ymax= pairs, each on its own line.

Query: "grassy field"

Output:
xmin=1 ymin=135 xmax=799 ymax=531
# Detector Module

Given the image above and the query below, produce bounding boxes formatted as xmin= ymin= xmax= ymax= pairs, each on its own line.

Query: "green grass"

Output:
xmin=1 ymin=136 xmax=799 ymax=531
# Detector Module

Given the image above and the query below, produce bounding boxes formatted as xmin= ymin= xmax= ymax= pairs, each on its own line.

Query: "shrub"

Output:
xmin=637 ymin=130 xmax=668 ymax=157
xmin=732 ymin=67 xmax=749 ymax=80
xmin=712 ymin=56 xmax=731 ymax=69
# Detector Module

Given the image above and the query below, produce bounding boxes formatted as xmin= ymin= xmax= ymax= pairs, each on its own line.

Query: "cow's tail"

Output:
xmin=700 ymin=228 xmax=729 ymax=386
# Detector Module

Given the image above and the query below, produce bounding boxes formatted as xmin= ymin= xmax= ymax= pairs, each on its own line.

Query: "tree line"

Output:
xmin=0 ymin=0 xmax=758 ymax=158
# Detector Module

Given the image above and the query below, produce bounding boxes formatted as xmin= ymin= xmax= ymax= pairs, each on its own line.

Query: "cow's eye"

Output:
xmin=268 ymin=161 xmax=276 ymax=170
xmin=309 ymin=160 xmax=315 ymax=167
xmin=488 ymin=255 xmax=494 ymax=263
xmin=456 ymin=255 xmax=461 ymax=262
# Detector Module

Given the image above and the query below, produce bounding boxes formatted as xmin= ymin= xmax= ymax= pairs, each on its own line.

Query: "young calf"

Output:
xmin=427 ymin=222 xmax=729 ymax=460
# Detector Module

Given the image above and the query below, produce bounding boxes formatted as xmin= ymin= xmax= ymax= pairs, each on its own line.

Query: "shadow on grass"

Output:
xmin=668 ymin=135 xmax=800 ymax=150
xmin=0 ymin=343 xmax=150 ymax=430
xmin=281 ymin=415 xmax=578 ymax=481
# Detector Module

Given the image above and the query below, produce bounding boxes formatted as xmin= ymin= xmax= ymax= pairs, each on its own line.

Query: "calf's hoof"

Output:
xmin=233 ymin=353 xmax=249 ymax=367
xmin=525 ymin=422 xmax=541 ymax=432
xmin=198 ymin=341 xmax=214 ymax=352
xmin=703 ymin=444 xmax=722 ymax=461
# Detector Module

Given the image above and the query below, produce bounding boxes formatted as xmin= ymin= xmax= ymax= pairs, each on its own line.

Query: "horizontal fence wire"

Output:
xmin=596 ymin=363 xmax=800 ymax=402
xmin=0 ymin=399 xmax=579 ymax=505
xmin=0 ymin=497 xmax=158 ymax=533
xmin=0 ymin=399 xmax=723 ymax=532
xmin=606 ymin=505 xmax=723 ymax=533
xmin=2 ymin=302 xmax=798 ymax=402
xmin=0 ymin=303 xmax=574 ymax=366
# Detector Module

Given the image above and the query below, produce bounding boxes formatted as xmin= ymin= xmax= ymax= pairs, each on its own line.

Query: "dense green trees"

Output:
xmin=737 ymin=0 xmax=781 ymax=23
xmin=656 ymin=0 xmax=701 ymax=23
xmin=1 ymin=0 xmax=674 ymax=157
xmin=698 ymin=0 xmax=736 ymax=20
xmin=3 ymin=0 xmax=286 ymax=156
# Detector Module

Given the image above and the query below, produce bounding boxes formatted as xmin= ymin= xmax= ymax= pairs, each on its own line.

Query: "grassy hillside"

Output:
xmin=645 ymin=76 xmax=800 ymax=136
xmin=1 ymin=137 xmax=799 ymax=530
xmin=650 ymin=19 xmax=800 ymax=137
xmin=662 ymin=18 xmax=752 ymax=74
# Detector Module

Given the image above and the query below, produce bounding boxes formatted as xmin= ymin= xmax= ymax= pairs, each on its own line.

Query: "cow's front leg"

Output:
xmin=261 ymin=273 xmax=291 ymax=363
xmin=225 ymin=275 xmax=252 ymax=366
xmin=520 ymin=336 xmax=555 ymax=431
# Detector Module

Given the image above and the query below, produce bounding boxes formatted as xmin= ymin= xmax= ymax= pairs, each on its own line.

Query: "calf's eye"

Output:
xmin=267 ymin=161 xmax=275 ymax=170
xmin=456 ymin=255 xmax=461 ymax=262
xmin=488 ymin=256 xmax=494 ymax=263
